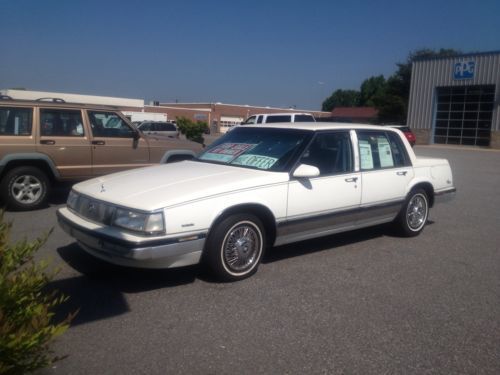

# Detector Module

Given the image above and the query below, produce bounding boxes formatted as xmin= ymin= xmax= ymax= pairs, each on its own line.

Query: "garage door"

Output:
xmin=434 ymin=85 xmax=495 ymax=146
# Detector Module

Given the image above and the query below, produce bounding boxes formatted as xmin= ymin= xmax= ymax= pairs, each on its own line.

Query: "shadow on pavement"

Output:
xmin=50 ymin=243 xmax=200 ymax=326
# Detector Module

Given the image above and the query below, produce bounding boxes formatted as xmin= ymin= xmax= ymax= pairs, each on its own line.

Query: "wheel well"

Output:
xmin=210 ymin=204 xmax=277 ymax=247
xmin=411 ymin=182 xmax=435 ymax=207
xmin=0 ymin=160 xmax=56 ymax=183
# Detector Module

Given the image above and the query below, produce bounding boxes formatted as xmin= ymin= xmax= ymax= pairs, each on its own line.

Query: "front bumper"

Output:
xmin=434 ymin=187 xmax=456 ymax=205
xmin=57 ymin=207 xmax=205 ymax=269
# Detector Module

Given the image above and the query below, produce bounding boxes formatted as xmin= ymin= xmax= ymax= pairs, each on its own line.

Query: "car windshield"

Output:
xmin=197 ymin=127 xmax=312 ymax=171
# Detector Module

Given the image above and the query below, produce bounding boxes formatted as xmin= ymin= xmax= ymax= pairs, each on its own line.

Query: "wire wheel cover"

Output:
xmin=406 ymin=194 xmax=427 ymax=230
xmin=222 ymin=222 xmax=262 ymax=273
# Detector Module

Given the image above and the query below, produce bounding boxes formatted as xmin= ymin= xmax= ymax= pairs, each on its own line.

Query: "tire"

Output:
xmin=396 ymin=188 xmax=429 ymax=237
xmin=204 ymin=214 xmax=266 ymax=281
xmin=0 ymin=166 xmax=51 ymax=211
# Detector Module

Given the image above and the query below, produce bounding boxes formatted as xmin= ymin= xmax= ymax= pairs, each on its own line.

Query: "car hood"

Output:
xmin=73 ymin=161 xmax=290 ymax=211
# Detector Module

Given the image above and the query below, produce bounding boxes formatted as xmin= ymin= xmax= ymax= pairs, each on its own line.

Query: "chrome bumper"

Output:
xmin=57 ymin=208 xmax=205 ymax=269
xmin=434 ymin=187 xmax=456 ymax=205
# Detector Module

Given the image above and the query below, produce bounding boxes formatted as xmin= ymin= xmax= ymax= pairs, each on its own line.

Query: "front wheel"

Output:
xmin=204 ymin=214 xmax=266 ymax=281
xmin=0 ymin=166 xmax=51 ymax=211
xmin=395 ymin=189 xmax=429 ymax=237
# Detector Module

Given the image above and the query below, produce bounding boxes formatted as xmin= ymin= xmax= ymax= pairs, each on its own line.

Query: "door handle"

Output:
xmin=40 ymin=140 xmax=55 ymax=145
xmin=345 ymin=177 xmax=358 ymax=183
xmin=92 ymin=140 xmax=105 ymax=145
xmin=397 ymin=171 xmax=408 ymax=176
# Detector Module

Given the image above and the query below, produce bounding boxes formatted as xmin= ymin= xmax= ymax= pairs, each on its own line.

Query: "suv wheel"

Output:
xmin=0 ymin=166 xmax=51 ymax=211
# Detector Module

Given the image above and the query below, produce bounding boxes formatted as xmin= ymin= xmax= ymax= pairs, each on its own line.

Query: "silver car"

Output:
xmin=137 ymin=121 xmax=179 ymax=138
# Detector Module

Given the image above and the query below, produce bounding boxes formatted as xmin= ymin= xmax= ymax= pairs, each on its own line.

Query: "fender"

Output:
xmin=0 ymin=153 xmax=60 ymax=179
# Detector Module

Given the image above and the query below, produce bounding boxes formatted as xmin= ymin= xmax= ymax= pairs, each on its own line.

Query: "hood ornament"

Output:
xmin=100 ymin=184 xmax=106 ymax=193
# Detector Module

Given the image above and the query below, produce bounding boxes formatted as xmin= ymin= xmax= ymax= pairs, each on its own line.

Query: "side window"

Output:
xmin=387 ymin=131 xmax=411 ymax=167
xmin=266 ymin=115 xmax=291 ymax=123
xmin=358 ymin=131 xmax=407 ymax=170
xmin=0 ymin=107 xmax=32 ymax=136
xmin=140 ymin=122 xmax=151 ymax=131
xmin=256 ymin=116 xmax=263 ymax=124
xmin=294 ymin=115 xmax=315 ymax=122
xmin=300 ymin=131 xmax=352 ymax=176
xmin=245 ymin=116 xmax=256 ymax=124
xmin=88 ymin=111 xmax=134 ymax=138
xmin=40 ymin=109 xmax=84 ymax=137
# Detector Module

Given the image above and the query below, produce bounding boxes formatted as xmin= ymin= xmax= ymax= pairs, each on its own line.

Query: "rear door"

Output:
xmin=37 ymin=108 xmax=92 ymax=178
xmin=86 ymin=110 xmax=150 ymax=176
xmin=356 ymin=130 xmax=413 ymax=224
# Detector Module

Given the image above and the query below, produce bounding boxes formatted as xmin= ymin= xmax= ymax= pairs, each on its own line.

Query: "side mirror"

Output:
xmin=292 ymin=164 xmax=320 ymax=178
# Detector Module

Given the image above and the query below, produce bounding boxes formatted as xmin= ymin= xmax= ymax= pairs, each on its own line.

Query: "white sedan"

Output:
xmin=57 ymin=123 xmax=456 ymax=281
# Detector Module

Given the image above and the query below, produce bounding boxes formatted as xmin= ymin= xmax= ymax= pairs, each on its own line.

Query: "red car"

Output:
xmin=389 ymin=125 xmax=416 ymax=147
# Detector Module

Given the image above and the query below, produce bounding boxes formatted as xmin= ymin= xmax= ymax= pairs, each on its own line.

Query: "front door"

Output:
xmin=86 ymin=110 xmax=150 ymax=176
xmin=280 ymin=131 xmax=361 ymax=245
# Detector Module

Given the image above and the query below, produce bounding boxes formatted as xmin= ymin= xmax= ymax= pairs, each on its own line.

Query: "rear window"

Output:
xmin=0 ymin=107 xmax=32 ymax=136
xmin=159 ymin=122 xmax=177 ymax=131
xmin=266 ymin=115 xmax=291 ymax=123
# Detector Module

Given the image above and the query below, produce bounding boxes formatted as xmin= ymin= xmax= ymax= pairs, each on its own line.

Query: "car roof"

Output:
xmin=249 ymin=112 xmax=313 ymax=116
xmin=242 ymin=122 xmax=401 ymax=132
xmin=0 ymin=98 xmax=121 ymax=111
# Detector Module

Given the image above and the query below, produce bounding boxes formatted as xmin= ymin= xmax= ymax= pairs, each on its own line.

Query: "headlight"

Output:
xmin=112 ymin=209 xmax=165 ymax=235
xmin=67 ymin=190 xmax=80 ymax=210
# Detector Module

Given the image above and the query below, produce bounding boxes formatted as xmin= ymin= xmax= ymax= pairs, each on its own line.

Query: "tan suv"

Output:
xmin=0 ymin=97 xmax=203 ymax=210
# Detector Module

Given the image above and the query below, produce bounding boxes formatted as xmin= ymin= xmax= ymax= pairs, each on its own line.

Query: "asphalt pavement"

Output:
xmin=4 ymin=145 xmax=499 ymax=374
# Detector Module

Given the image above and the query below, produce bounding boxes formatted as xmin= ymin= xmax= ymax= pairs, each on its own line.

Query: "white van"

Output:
xmin=242 ymin=112 xmax=316 ymax=125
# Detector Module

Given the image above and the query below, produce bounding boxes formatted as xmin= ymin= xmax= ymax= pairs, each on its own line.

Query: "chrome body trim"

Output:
xmin=275 ymin=200 xmax=403 ymax=246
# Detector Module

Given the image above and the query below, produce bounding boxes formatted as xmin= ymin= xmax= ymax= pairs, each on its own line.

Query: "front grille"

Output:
xmin=71 ymin=195 xmax=116 ymax=225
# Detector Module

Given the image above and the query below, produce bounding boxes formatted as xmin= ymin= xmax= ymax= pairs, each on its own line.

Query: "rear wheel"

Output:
xmin=204 ymin=214 xmax=265 ymax=281
xmin=0 ymin=166 xmax=51 ymax=211
xmin=396 ymin=188 xmax=429 ymax=237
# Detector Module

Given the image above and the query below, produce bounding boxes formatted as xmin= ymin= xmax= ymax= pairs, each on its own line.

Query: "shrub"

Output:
xmin=0 ymin=212 xmax=74 ymax=374
xmin=176 ymin=116 xmax=208 ymax=144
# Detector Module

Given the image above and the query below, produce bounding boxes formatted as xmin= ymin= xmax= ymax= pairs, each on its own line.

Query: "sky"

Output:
xmin=1 ymin=0 xmax=499 ymax=110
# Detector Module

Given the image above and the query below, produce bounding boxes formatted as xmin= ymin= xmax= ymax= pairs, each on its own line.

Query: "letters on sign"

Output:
xmin=453 ymin=60 xmax=475 ymax=80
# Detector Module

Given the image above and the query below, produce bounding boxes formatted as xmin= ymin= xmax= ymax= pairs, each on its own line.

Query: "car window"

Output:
xmin=0 ymin=107 xmax=32 ymax=136
xmin=163 ymin=123 xmax=177 ymax=131
xmin=266 ymin=115 xmax=291 ymax=123
xmin=40 ymin=109 xmax=84 ymax=137
xmin=139 ymin=122 xmax=151 ymax=131
xmin=300 ymin=131 xmax=353 ymax=176
xmin=294 ymin=115 xmax=315 ymax=122
xmin=256 ymin=116 xmax=263 ymax=124
xmin=244 ymin=116 xmax=256 ymax=124
xmin=387 ymin=131 xmax=411 ymax=167
xmin=358 ymin=130 xmax=409 ymax=170
xmin=88 ymin=111 xmax=134 ymax=138
xmin=198 ymin=127 xmax=311 ymax=171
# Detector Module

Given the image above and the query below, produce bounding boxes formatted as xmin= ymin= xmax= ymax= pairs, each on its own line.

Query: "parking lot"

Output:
xmin=4 ymin=146 xmax=500 ymax=374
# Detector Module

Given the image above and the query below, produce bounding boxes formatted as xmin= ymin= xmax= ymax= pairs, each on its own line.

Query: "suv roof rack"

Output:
xmin=36 ymin=97 xmax=66 ymax=103
xmin=0 ymin=95 xmax=13 ymax=100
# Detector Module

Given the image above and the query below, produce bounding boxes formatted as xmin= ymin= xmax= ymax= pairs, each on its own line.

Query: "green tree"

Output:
xmin=377 ymin=48 xmax=461 ymax=123
xmin=0 ymin=212 xmax=74 ymax=374
xmin=359 ymin=75 xmax=386 ymax=107
xmin=175 ymin=117 xmax=207 ymax=144
xmin=321 ymin=89 xmax=360 ymax=111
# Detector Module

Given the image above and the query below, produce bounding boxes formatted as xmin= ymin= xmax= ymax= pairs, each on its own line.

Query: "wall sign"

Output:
xmin=453 ymin=59 xmax=475 ymax=80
